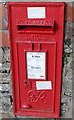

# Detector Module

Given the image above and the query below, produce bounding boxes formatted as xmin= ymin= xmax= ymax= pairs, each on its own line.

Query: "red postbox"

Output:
xmin=7 ymin=2 xmax=65 ymax=118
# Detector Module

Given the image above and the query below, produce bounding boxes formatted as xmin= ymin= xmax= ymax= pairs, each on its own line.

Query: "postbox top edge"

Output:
xmin=7 ymin=2 xmax=65 ymax=7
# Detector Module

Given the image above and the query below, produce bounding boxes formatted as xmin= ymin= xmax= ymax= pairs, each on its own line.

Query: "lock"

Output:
xmin=24 ymin=80 xmax=32 ymax=89
xmin=25 ymin=80 xmax=28 ymax=85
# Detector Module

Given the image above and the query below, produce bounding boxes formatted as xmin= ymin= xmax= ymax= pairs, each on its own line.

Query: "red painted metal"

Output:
xmin=7 ymin=2 xmax=65 ymax=118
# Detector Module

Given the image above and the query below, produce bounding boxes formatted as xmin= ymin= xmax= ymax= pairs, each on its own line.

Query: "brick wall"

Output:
xmin=0 ymin=1 xmax=73 ymax=119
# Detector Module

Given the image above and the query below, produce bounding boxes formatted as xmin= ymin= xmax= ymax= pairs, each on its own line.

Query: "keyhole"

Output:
xmin=25 ymin=81 xmax=28 ymax=85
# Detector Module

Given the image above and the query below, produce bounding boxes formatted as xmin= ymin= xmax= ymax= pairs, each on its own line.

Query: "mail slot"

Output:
xmin=7 ymin=2 xmax=65 ymax=118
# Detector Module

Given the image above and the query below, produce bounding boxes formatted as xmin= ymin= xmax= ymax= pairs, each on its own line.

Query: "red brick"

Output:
xmin=0 ymin=4 xmax=4 ymax=20
xmin=0 ymin=31 xmax=10 ymax=47
xmin=0 ymin=21 xmax=7 ymax=30
xmin=66 ymin=5 xmax=74 ymax=22
xmin=72 ymin=6 xmax=74 ymax=21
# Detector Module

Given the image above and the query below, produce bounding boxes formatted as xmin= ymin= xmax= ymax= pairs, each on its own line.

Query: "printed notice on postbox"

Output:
xmin=27 ymin=7 xmax=46 ymax=18
xmin=26 ymin=52 xmax=46 ymax=79
xmin=36 ymin=81 xmax=52 ymax=90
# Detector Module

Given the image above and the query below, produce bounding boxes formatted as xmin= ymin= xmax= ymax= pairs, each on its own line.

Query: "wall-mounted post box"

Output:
xmin=7 ymin=2 xmax=65 ymax=118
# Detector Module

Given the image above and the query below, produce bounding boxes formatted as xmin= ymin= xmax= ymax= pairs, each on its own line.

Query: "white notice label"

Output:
xmin=36 ymin=81 xmax=52 ymax=90
xmin=26 ymin=52 xmax=45 ymax=79
xmin=27 ymin=7 xmax=45 ymax=18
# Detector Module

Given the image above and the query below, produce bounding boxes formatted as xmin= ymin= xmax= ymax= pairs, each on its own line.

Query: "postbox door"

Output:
xmin=17 ymin=42 xmax=56 ymax=112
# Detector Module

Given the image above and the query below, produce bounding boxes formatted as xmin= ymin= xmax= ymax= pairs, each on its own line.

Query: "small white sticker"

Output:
xmin=26 ymin=52 xmax=46 ymax=79
xmin=36 ymin=81 xmax=52 ymax=90
xmin=27 ymin=7 xmax=45 ymax=18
